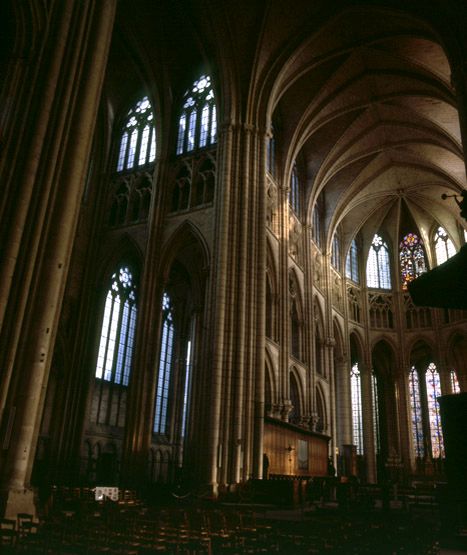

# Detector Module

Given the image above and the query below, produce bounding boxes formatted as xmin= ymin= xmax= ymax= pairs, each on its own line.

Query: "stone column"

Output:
xmin=325 ymin=338 xmax=338 ymax=459
xmin=198 ymin=123 xmax=267 ymax=490
xmin=0 ymin=1 xmax=116 ymax=518
xmin=335 ymin=356 xmax=352 ymax=450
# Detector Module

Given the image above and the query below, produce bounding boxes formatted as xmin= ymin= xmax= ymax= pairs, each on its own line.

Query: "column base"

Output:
xmin=1 ymin=487 xmax=37 ymax=520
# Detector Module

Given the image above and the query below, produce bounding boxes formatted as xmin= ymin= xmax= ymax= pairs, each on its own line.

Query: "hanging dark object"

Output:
xmin=408 ymin=191 xmax=467 ymax=309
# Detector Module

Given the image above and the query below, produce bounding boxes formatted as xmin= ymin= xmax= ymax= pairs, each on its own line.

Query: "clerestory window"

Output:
xmin=366 ymin=234 xmax=391 ymax=289
xmin=399 ymin=233 xmax=427 ymax=290
xmin=116 ymin=97 xmax=156 ymax=172
xmin=434 ymin=226 xmax=456 ymax=265
xmin=346 ymin=239 xmax=359 ymax=283
xmin=176 ymin=75 xmax=217 ymax=155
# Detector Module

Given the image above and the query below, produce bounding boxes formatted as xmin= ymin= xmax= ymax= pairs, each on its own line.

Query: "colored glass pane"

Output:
xmin=409 ymin=366 xmax=424 ymax=458
xmin=399 ymin=233 xmax=427 ymax=290
xmin=425 ymin=363 xmax=444 ymax=458
xmin=450 ymin=369 xmax=460 ymax=393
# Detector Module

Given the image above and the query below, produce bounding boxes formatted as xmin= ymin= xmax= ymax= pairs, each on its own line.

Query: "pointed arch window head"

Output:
xmin=117 ymin=96 xmax=156 ymax=172
xmin=366 ymin=234 xmax=391 ymax=289
xmin=399 ymin=233 xmax=427 ymax=290
xmin=95 ymin=266 xmax=138 ymax=386
xmin=434 ymin=226 xmax=456 ymax=265
xmin=346 ymin=239 xmax=359 ymax=283
xmin=289 ymin=163 xmax=299 ymax=214
xmin=154 ymin=292 xmax=175 ymax=435
xmin=176 ymin=75 xmax=217 ymax=155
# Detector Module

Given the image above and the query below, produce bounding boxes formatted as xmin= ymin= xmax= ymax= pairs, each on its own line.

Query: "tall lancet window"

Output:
xmin=450 ymin=369 xmax=460 ymax=393
xmin=409 ymin=366 xmax=424 ymax=458
xmin=176 ymin=75 xmax=217 ymax=154
xmin=346 ymin=238 xmax=359 ymax=283
xmin=434 ymin=226 xmax=456 ymax=265
xmin=399 ymin=233 xmax=427 ymax=290
xmin=154 ymin=293 xmax=175 ymax=435
xmin=331 ymin=233 xmax=340 ymax=270
xmin=116 ymin=97 xmax=156 ymax=172
xmin=181 ymin=333 xmax=193 ymax=439
xmin=289 ymin=163 xmax=299 ymax=214
xmin=351 ymin=363 xmax=363 ymax=455
xmin=95 ymin=266 xmax=137 ymax=386
xmin=372 ymin=372 xmax=381 ymax=454
xmin=366 ymin=234 xmax=391 ymax=289
xmin=426 ymin=363 xmax=444 ymax=458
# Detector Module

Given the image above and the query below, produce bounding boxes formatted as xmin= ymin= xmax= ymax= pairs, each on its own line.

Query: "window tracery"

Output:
xmin=434 ymin=226 xmax=456 ymax=265
xmin=117 ymin=96 xmax=156 ymax=172
xmin=366 ymin=234 xmax=391 ymax=289
xmin=95 ymin=265 xmax=137 ymax=387
xmin=176 ymin=75 xmax=216 ymax=155
xmin=399 ymin=233 xmax=427 ymax=290
xmin=369 ymin=293 xmax=393 ymax=329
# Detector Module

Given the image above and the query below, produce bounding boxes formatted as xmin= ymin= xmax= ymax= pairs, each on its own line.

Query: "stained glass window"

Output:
xmin=176 ymin=75 xmax=217 ymax=155
xmin=425 ymin=363 xmax=444 ymax=458
xmin=154 ymin=293 xmax=174 ymax=435
xmin=351 ymin=363 xmax=363 ymax=455
xmin=95 ymin=266 xmax=137 ymax=386
xmin=399 ymin=233 xmax=427 ymax=290
xmin=312 ymin=206 xmax=321 ymax=248
xmin=346 ymin=239 xmax=359 ymax=283
xmin=332 ymin=233 xmax=340 ymax=270
xmin=366 ymin=234 xmax=391 ymax=289
xmin=450 ymin=369 xmax=460 ymax=393
xmin=434 ymin=226 xmax=456 ymax=265
xmin=372 ymin=372 xmax=381 ymax=454
xmin=117 ymin=97 xmax=156 ymax=172
xmin=409 ymin=366 xmax=424 ymax=458
xmin=289 ymin=163 xmax=299 ymax=213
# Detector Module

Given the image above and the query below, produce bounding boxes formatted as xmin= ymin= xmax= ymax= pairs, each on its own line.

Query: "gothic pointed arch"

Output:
xmin=159 ymin=220 xmax=210 ymax=302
